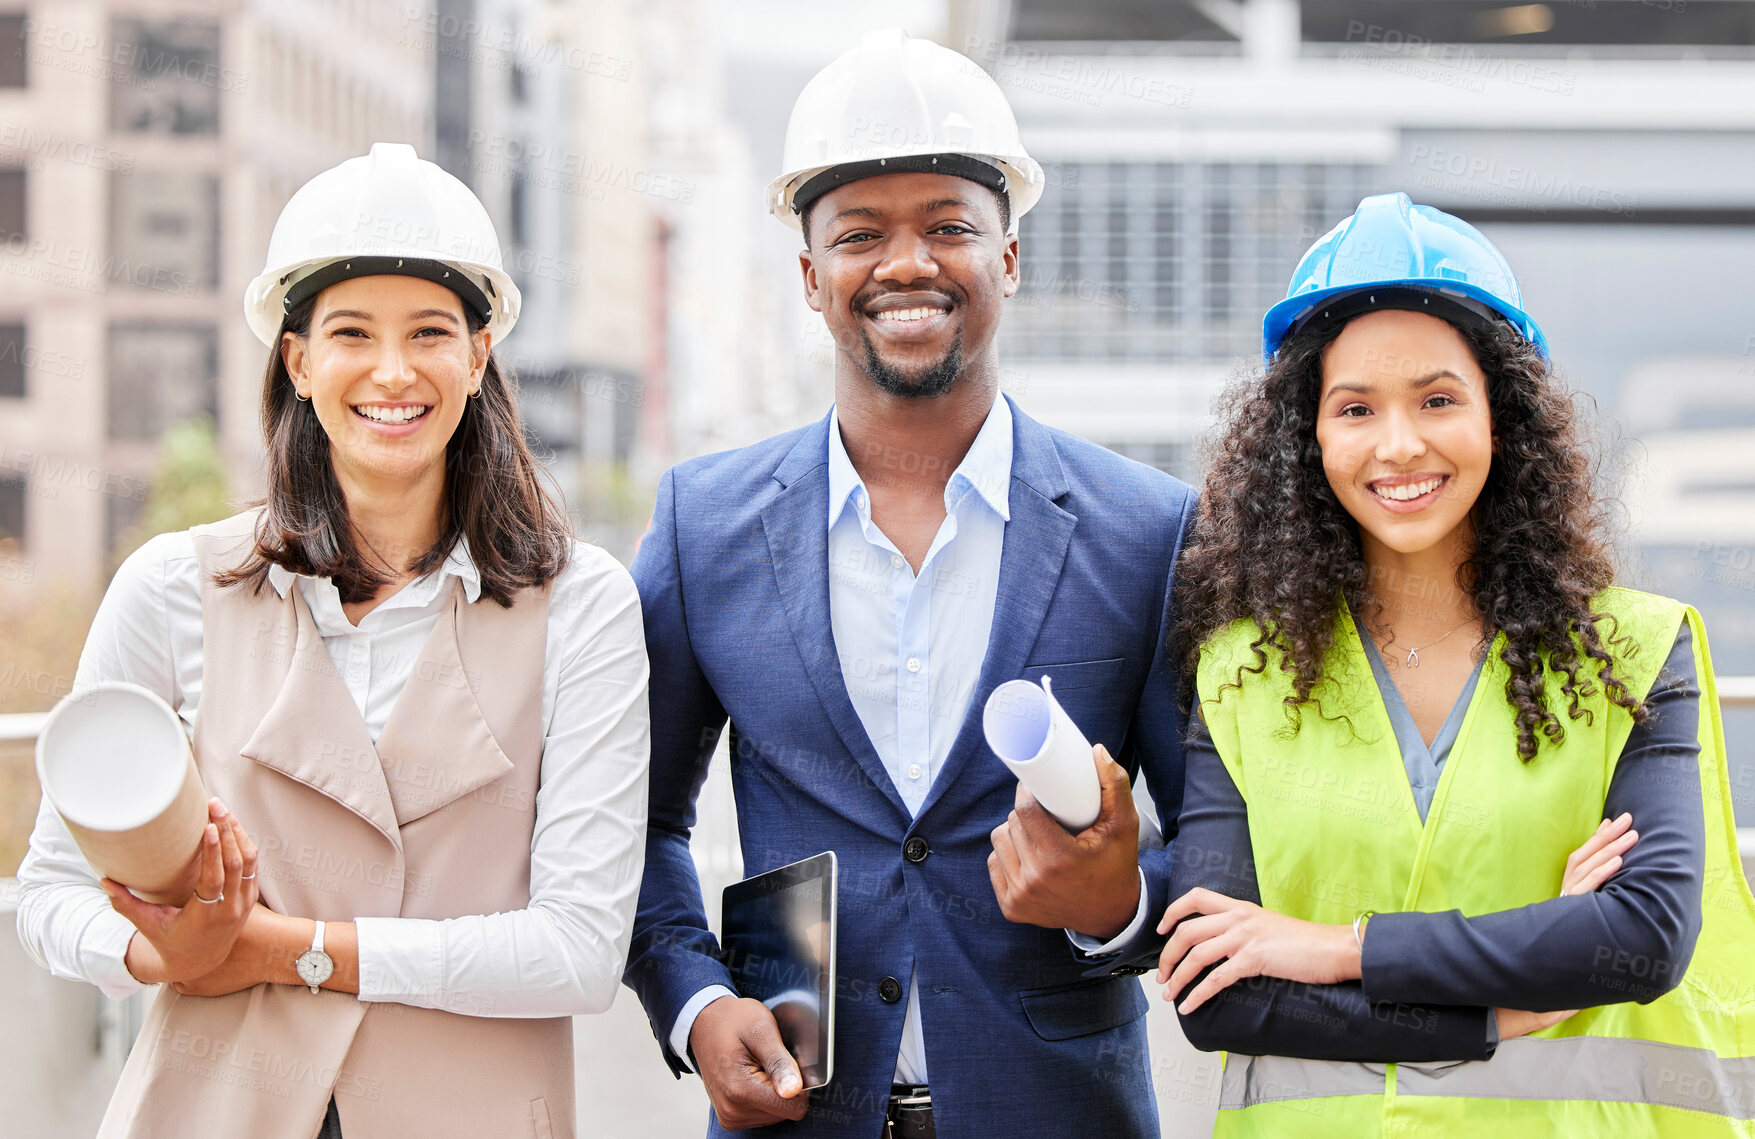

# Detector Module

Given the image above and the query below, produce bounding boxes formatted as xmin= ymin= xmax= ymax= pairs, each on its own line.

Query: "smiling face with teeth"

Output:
xmin=281 ymin=274 xmax=488 ymax=498
xmin=1314 ymin=309 xmax=1496 ymax=566
xmin=799 ymin=171 xmax=1018 ymax=401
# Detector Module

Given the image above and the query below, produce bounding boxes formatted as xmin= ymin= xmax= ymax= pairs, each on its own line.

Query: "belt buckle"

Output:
xmin=886 ymin=1085 xmax=933 ymax=1139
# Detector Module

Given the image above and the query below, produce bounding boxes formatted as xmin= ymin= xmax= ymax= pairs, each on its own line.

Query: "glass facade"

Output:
xmin=110 ymin=19 xmax=223 ymax=135
xmin=1008 ymin=161 xmax=1383 ymax=360
xmin=109 ymin=170 xmax=220 ymax=296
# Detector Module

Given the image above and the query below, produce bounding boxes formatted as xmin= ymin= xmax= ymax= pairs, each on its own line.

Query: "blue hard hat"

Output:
xmin=1261 ymin=192 xmax=1548 ymax=361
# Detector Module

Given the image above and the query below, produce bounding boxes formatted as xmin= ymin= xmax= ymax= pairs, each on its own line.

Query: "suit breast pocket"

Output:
xmin=1018 ymin=657 xmax=1125 ymax=693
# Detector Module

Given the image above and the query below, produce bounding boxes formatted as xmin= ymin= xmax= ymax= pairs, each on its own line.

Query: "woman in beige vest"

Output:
xmin=16 ymin=144 xmax=651 ymax=1139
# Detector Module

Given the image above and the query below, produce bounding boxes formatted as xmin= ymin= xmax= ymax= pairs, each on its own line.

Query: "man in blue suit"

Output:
xmin=623 ymin=30 xmax=1195 ymax=1139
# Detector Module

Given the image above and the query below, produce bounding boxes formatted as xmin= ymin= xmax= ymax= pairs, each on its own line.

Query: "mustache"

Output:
xmin=855 ymin=285 xmax=961 ymax=314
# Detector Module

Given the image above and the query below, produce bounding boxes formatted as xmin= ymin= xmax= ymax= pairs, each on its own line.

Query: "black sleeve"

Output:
xmin=1362 ymin=625 xmax=1706 ymax=1011
xmin=1169 ymin=706 xmax=1497 ymax=1061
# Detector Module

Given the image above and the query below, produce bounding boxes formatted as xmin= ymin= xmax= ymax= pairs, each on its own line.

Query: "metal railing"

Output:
xmin=3 ymin=683 xmax=1754 ymax=1078
xmin=1723 ymin=678 xmax=1755 ymax=861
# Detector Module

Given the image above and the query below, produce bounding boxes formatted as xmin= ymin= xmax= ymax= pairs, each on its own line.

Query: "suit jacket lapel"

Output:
xmin=761 ymin=416 xmax=912 ymax=823
xmin=919 ymin=399 xmax=1076 ymax=820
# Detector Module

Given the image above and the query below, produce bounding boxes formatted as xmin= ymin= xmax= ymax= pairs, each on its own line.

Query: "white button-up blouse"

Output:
xmin=16 ymin=529 xmax=650 ymax=1018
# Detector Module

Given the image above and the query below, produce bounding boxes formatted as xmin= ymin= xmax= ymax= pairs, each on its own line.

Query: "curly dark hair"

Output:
xmin=1174 ymin=313 xmax=1649 ymax=760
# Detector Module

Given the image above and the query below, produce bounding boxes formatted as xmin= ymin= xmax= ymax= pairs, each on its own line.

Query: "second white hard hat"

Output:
xmin=243 ymin=142 xmax=520 ymax=347
xmin=767 ymin=29 xmax=1044 ymax=235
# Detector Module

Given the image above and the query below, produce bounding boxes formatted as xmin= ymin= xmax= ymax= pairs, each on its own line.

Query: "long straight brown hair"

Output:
xmin=213 ymin=291 xmax=572 ymax=607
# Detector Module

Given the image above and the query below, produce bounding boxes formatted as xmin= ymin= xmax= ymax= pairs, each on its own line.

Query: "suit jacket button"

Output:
xmin=879 ymin=976 xmax=903 ymax=1003
xmin=903 ymin=836 xmax=929 ymax=864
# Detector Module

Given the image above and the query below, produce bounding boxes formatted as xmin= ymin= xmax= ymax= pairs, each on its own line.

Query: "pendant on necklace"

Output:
xmin=1405 ymin=649 xmax=1421 ymax=668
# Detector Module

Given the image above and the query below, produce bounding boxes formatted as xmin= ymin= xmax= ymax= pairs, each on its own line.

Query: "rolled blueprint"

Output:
xmin=35 ymin=682 xmax=207 ymax=904
xmin=983 ymin=675 xmax=1101 ymax=831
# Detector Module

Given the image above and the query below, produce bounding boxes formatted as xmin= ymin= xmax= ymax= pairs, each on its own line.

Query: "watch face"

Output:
xmin=296 ymin=950 xmax=334 ymax=987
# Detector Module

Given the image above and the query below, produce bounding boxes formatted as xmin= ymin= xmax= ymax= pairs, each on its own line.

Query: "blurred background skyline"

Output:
xmin=2 ymin=0 xmax=1753 ymax=1135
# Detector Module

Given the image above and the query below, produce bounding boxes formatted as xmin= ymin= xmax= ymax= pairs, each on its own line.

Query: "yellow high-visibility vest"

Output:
xmin=1196 ymin=586 xmax=1755 ymax=1137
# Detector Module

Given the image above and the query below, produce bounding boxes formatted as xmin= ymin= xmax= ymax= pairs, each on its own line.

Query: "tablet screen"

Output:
xmin=720 ymin=851 xmax=837 ymax=1089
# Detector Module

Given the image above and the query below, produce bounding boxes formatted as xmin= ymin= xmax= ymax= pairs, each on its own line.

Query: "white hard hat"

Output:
xmin=244 ymin=142 xmax=520 ymax=347
xmin=767 ymin=29 xmax=1044 ymax=235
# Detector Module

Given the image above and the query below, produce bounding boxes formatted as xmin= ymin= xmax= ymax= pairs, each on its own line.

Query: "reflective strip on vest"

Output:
xmin=1220 ymin=1038 xmax=1755 ymax=1120
xmin=1220 ymin=1054 xmax=1386 ymax=1108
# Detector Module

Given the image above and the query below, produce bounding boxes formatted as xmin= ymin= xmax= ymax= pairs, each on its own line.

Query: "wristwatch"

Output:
xmin=295 ymin=920 xmax=334 ymax=994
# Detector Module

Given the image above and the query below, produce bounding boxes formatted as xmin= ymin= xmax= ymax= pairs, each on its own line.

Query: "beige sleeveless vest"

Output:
xmin=97 ymin=511 xmax=575 ymax=1139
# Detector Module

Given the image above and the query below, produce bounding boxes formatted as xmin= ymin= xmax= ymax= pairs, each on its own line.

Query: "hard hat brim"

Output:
xmin=1262 ymin=279 xmax=1549 ymax=362
xmin=788 ymin=153 xmax=1009 ymax=222
xmin=768 ymin=153 xmax=1043 ymax=234
xmin=245 ymin=256 xmax=520 ymax=348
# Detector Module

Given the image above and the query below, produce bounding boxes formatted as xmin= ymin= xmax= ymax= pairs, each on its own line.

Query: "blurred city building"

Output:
xmin=0 ymin=0 xmax=433 ymax=592
xmin=2 ymin=3 xmax=1754 ymax=1137
xmin=978 ymin=0 xmax=1755 ymax=825
xmin=424 ymin=0 xmax=662 ymax=554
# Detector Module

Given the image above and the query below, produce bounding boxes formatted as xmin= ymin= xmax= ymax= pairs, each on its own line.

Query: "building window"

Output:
xmin=111 ymin=19 xmax=223 ymax=135
xmin=110 ymin=170 xmax=220 ymax=294
xmin=1008 ymin=161 xmax=1382 ymax=361
xmin=107 ymin=323 xmax=218 ymax=440
xmin=0 ymin=471 xmax=23 ymax=546
xmin=0 ymin=323 xmax=24 ymax=398
xmin=1101 ymin=440 xmax=1192 ymax=481
xmin=0 ymin=166 xmax=24 ymax=242
xmin=0 ymin=14 xmax=26 ymax=88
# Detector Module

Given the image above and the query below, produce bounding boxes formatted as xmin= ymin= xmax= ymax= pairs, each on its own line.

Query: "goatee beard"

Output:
xmin=859 ymin=327 xmax=965 ymax=399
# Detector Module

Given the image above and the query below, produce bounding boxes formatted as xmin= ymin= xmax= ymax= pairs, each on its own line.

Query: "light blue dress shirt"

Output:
xmin=825 ymin=395 xmax=1011 ymax=1083
xmin=667 ymin=396 xmax=1012 ymax=1081
xmin=826 ymin=398 xmax=1013 ymax=817
xmin=667 ymin=395 xmax=1145 ymax=1082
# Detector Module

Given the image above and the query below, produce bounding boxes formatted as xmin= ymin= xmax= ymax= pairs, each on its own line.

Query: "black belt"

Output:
xmin=885 ymin=1083 xmax=934 ymax=1139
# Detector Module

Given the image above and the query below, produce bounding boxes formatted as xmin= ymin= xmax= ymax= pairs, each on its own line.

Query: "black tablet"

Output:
xmin=720 ymin=851 xmax=837 ymax=1090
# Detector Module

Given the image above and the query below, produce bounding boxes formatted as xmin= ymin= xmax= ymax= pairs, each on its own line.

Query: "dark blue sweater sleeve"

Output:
xmin=1170 ymin=707 xmax=1497 ymax=1061
xmin=1361 ymin=626 xmax=1705 ymax=1010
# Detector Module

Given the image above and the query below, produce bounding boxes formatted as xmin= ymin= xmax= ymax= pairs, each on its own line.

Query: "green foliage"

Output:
xmin=574 ymin=460 xmax=655 ymax=565
xmin=109 ymin=416 xmax=232 ymax=573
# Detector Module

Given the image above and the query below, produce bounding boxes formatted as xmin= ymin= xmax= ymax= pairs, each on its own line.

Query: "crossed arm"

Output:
xmin=1158 ymin=629 xmax=1705 ymax=1063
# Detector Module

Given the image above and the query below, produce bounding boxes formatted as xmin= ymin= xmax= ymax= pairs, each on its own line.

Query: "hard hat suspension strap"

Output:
xmin=791 ymin=153 xmax=1007 ymax=218
xmin=1287 ymin=286 xmax=1506 ymax=348
xmin=283 ymin=256 xmax=494 ymax=327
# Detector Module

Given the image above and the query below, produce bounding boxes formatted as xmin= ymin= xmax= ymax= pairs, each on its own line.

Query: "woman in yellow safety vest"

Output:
xmin=1156 ymin=192 xmax=1755 ymax=1138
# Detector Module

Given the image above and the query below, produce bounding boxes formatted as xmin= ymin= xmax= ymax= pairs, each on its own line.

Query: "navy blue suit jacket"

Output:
xmin=623 ymin=397 xmax=1196 ymax=1138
